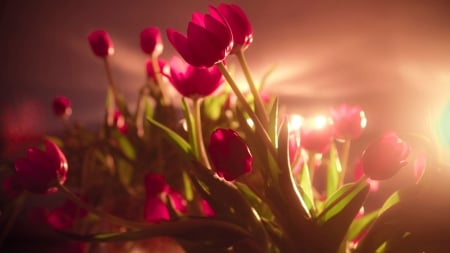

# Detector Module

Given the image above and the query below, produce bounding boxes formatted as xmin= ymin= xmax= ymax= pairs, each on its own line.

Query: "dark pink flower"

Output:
xmin=87 ymin=30 xmax=114 ymax=57
xmin=52 ymin=96 xmax=72 ymax=119
xmin=45 ymin=197 xmax=88 ymax=230
xmin=300 ymin=118 xmax=334 ymax=154
xmin=330 ymin=104 xmax=366 ymax=141
xmin=208 ymin=128 xmax=253 ymax=181
xmin=146 ymin=59 xmax=167 ymax=83
xmin=140 ymin=27 xmax=163 ymax=56
xmin=361 ymin=132 xmax=409 ymax=180
xmin=166 ymin=6 xmax=233 ymax=67
xmin=200 ymin=199 xmax=215 ymax=216
xmin=216 ymin=3 xmax=253 ymax=53
xmin=14 ymin=140 xmax=68 ymax=194
xmin=144 ymin=173 xmax=187 ymax=223
xmin=2 ymin=174 xmax=23 ymax=198
xmin=168 ymin=57 xmax=224 ymax=98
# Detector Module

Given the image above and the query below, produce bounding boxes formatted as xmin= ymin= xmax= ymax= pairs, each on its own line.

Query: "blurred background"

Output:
xmin=2 ymin=0 xmax=450 ymax=155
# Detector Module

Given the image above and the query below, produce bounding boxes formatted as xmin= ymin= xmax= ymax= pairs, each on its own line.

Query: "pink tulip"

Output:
xmin=45 ymin=197 xmax=88 ymax=230
xmin=353 ymin=159 xmax=379 ymax=192
xmin=166 ymin=6 xmax=233 ymax=67
xmin=87 ymin=30 xmax=114 ymax=57
xmin=140 ymin=27 xmax=163 ymax=56
xmin=168 ymin=57 xmax=224 ymax=98
xmin=216 ymin=3 xmax=253 ymax=53
xmin=300 ymin=119 xmax=334 ymax=154
xmin=330 ymin=104 xmax=366 ymax=141
xmin=208 ymin=128 xmax=253 ymax=181
xmin=361 ymin=132 xmax=409 ymax=180
xmin=14 ymin=140 xmax=68 ymax=194
xmin=52 ymin=96 xmax=72 ymax=119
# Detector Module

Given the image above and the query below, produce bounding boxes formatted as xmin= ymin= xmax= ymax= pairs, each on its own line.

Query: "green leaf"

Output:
xmin=268 ymin=97 xmax=279 ymax=147
xmin=347 ymin=210 xmax=379 ymax=241
xmin=203 ymin=92 xmax=228 ymax=120
xmin=326 ymin=143 xmax=341 ymax=199
xmin=298 ymin=162 xmax=316 ymax=214
xmin=116 ymin=158 xmax=133 ymax=186
xmin=182 ymin=171 xmax=194 ymax=201
xmin=235 ymin=182 xmax=272 ymax=219
xmin=181 ymin=98 xmax=197 ymax=158
xmin=111 ymin=130 xmax=136 ymax=160
xmin=146 ymin=117 xmax=193 ymax=158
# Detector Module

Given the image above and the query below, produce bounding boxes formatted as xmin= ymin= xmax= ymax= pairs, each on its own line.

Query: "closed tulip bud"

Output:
xmin=166 ymin=6 xmax=233 ymax=67
xmin=330 ymin=104 xmax=367 ymax=141
xmin=300 ymin=116 xmax=334 ymax=154
xmin=168 ymin=57 xmax=224 ymax=98
xmin=216 ymin=3 xmax=253 ymax=53
xmin=14 ymin=140 xmax=68 ymax=194
xmin=87 ymin=30 xmax=114 ymax=57
xmin=52 ymin=96 xmax=72 ymax=119
xmin=361 ymin=132 xmax=409 ymax=180
xmin=208 ymin=128 xmax=253 ymax=181
xmin=140 ymin=27 xmax=163 ymax=56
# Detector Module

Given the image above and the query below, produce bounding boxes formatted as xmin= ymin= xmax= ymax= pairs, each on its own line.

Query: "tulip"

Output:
xmin=146 ymin=59 xmax=167 ymax=83
xmin=144 ymin=173 xmax=187 ymax=222
xmin=45 ymin=198 xmax=88 ymax=230
xmin=330 ymin=104 xmax=367 ymax=141
xmin=166 ymin=6 xmax=233 ymax=67
xmin=140 ymin=27 xmax=163 ymax=56
xmin=87 ymin=30 xmax=114 ymax=57
xmin=216 ymin=3 xmax=253 ymax=53
xmin=353 ymin=159 xmax=379 ymax=192
xmin=300 ymin=117 xmax=334 ymax=154
xmin=14 ymin=140 xmax=68 ymax=194
xmin=208 ymin=128 xmax=253 ymax=181
xmin=168 ymin=57 xmax=224 ymax=98
xmin=361 ymin=132 xmax=409 ymax=180
xmin=52 ymin=96 xmax=72 ymax=119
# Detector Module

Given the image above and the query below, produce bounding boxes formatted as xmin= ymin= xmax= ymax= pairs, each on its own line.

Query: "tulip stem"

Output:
xmin=151 ymin=54 xmax=171 ymax=106
xmin=236 ymin=50 xmax=268 ymax=127
xmin=58 ymin=184 xmax=150 ymax=230
xmin=339 ymin=140 xmax=351 ymax=186
xmin=216 ymin=62 xmax=277 ymax=159
xmin=192 ymin=98 xmax=212 ymax=169
xmin=0 ymin=192 xmax=27 ymax=248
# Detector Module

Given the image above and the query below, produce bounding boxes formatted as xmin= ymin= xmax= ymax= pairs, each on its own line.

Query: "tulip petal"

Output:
xmin=166 ymin=29 xmax=201 ymax=67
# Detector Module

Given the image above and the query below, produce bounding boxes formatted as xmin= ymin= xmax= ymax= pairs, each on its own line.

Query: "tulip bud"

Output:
xmin=87 ymin=30 xmax=114 ymax=57
xmin=14 ymin=140 xmax=68 ymax=194
xmin=216 ymin=3 xmax=253 ymax=53
xmin=361 ymin=132 xmax=409 ymax=180
xmin=52 ymin=96 xmax=72 ymax=119
xmin=140 ymin=27 xmax=163 ymax=56
xmin=208 ymin=128 xmax=253 ymax=181
xmin=330 ymin=104 xmax=367 ymax=141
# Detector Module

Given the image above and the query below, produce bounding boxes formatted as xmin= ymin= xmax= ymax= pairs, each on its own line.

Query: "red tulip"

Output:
xmin=166 ymin=6 xmax=233 ymax=67
xmin=144 ymin=173 xmax=186 ymax=222
xmin=14 ymin=140 xmax=68 ymax=194
xmin=330 ymin=104 xmax=366 ymax=141
xmin=361 ymin=132 xmax=409 ymax=180
xmin=208 ymin=128 xmax=253 ymax=181
xmin=140 ymin=27 xmax=163 ymax=56
xmin=52 ymin=96 xmax=72 ymax=119
xmin=168 ymin=57 xmax=224 ymax=98
xmin=353 ymin=159 xmax=379 ymax=192
xmin=87 ymin=30 xmax=114 ymax=57
xmin=300 ymin=117 xmax=334 ymax=154
xmin=216 ymin=3 xmax=253 ymax=53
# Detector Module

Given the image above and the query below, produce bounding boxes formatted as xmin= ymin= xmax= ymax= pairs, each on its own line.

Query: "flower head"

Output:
xmin=216 ymin=3 xmax=253 ymax=53
xmin=87 ymin=30 xmax=114 ymax=57
xmin=208 ymin=128 xmax=253 ymax=181
xmin=361 ymin=132 xmax=409 ymax=180
xmin=140 ymin=27 xmax=163 ymax=56
xmin=330 ymin=104 xmax=367 ymax=141
xmin=300 ymin=116 xmax=334 ymax=154
xmin=52 ymin=96 xmax=72 ymax=119
xmin=168 ymin=57 xmax=224 ymax=98
xmin=14 ymin=140 xmax=68 ymax=194
xmin=166 ymin=6 xmax=233 ymax=67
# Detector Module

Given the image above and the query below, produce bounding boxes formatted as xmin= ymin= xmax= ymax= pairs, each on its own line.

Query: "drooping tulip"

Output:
xmin=14 ymin=140 xmax=68 ymax=194
xmin=168 ymin=57 xmax=224 ymax=98
xmin=361 ymin=132 xmax=409 ymax=180
xmin=208 ymin=128 xmax=253 ymax=181
xmin=140 ymin=27 xmax=163 ymax=56
xmin=52 ymin=96 xmax=72 ymax=119
xmin=87 ymin=30 xmax=114 ymax=57
xmin=330 ymin=104 xmax=367 ymax=141
xmin=216 ymin=3 xmax=253 ymax=53
xmin=166 ymin=6 xmax=233 ymax=67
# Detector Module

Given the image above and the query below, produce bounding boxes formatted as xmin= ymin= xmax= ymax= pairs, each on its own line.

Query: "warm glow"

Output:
xmin=313 ymin=115 xmax=329 ymax=129
xmin=288 ymin=114 xmax=304 ymax=132
xmin=360 ymin=111 xmax=367 ymax=129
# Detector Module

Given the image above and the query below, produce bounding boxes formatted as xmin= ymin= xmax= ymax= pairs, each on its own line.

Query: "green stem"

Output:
xmin=216 ymin=62 xmax=277 ymax=159
xmin=151 ymin=54 xmax=170 ymax=106
xmin=192 ymin=98 xmax=211 ymax=169
xmin=58 ymin=184 xmax=150 ymax=230
xmin=236 ymin=49 xmax=268 ymax=127
xmin=339 ymin=140 xmax=351 ymax=186
xmin=134 ymin=85 xmax=147 ymax=137
xmin=0 ymin=192 xmax=28 ymax=248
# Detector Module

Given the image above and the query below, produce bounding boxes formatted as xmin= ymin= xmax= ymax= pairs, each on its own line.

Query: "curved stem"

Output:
xmin=236 ymin=49 xmax=268 ymax=127
xmin=216 ymin=62 xmax=277 ymax=159
xmin=192 ymin=98 xmax=211 ymax=169
xmin=151 ymin=54 xmax=170 ymax=106
xmin=58 ymin=184 xmax=150 ymax=230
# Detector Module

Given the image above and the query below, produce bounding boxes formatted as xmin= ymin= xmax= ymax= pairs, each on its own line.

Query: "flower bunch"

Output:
xmin=2 ymin=3 xmax=450 ymax=253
